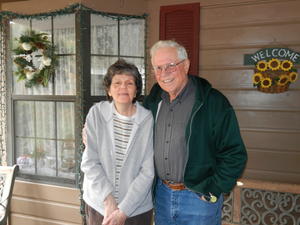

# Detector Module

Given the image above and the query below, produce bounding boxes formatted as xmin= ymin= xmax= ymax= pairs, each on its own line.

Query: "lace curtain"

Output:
xmin=90 ymin=15 xmax=145 ymax=96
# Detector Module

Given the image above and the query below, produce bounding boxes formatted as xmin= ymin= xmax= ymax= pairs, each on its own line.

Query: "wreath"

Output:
xmin=13 ymin=30 xmax=57 ymax=88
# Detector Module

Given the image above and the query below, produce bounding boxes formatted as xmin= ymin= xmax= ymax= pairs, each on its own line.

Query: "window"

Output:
xmin=89 ymin=14 xmax=146 ymax=105
xmin=7 ymin=11 xmax=146 ymax=185
xmin=10 ymin=14 xmax=76 ymax=184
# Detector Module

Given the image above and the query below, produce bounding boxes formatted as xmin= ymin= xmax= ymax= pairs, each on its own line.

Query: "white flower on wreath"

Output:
xmin=41 ymin=35 xmax=48 ymax=41
xmin=24 ymin=65 xmax=34 ymax=71
xmin=37 ymin=49 xmax=43 ymax=55
xmin=21 ymin=42 xmax=32 ymax=51
xmin=39 ymin=63 xmax=45 ymax=70
xmin=25 ymin=70 xmax=35 ymax=80
xmin=14 ymin=54 xmax=25 ymax=58
xmin=42 ymin=56 xmax=52 ymax=66
xmin=24 ymin=65 xmax=35 ymax=80
xmin=15 ymin=54 xmax=32 ymax=62
xmin=25 ymin=54 xmax=32 ymax=62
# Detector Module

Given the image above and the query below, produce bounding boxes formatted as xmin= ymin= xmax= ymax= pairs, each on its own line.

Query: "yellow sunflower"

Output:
xmin=277 ymin=75 xmax=289 ymax=86
xmin=280 ymin=60 xmax=293 ymax=71
xmin=268 ymin=58 xmax=281 ymax=71
xmin=256 ymin=60 xmax=268 ymax=72
xmin=289 ymin=72 xmax=298 ymax=83
xmin=260 ymin=77 xmax=272 ymax=88
xmin=252 ymin=73 xmax=263 ymax=85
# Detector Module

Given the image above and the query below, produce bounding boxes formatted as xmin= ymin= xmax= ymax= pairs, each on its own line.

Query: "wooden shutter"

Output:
xmin=160 ymin=3 xmax=200 ymax=76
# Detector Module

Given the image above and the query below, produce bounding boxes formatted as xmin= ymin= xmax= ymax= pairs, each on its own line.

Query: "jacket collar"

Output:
xmin=101 ymin=101 xmax=149 ymax=125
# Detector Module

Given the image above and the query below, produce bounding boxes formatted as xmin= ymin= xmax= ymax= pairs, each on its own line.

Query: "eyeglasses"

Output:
xmin=152 ymin=59 xmax=185 ymax=75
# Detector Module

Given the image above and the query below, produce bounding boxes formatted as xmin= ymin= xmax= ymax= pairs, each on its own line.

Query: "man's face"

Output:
xmin=151 ymin=47 xmax=190 ymax=101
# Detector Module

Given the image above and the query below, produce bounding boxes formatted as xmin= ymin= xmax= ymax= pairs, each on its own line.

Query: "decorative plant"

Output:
xmin=252 ymin=58 xmax=298 ymax=93
xmin=12 ymin=30 xmax=57 ymax=88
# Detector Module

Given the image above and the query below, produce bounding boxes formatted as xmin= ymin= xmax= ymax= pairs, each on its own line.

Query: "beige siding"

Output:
xmin=147 ymin=0 xmax=300 ymax=184
xmin=11 ymin=180 xmax=81 ymax=225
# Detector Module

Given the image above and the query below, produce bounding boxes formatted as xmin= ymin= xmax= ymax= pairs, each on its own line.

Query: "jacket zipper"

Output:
xmin=183 ymin=102 xmax=203 ymax=194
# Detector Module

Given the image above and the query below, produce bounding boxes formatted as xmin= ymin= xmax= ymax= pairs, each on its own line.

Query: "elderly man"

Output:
xmin=143 ymin=40 xmax=247 ymax=225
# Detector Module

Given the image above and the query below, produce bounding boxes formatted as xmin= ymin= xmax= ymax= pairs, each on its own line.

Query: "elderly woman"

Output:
xmin=81 ymin=59 xmax=154 ymax=225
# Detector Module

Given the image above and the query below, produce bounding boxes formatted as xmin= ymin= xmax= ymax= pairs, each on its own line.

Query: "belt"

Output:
xmin=162 ymin=180 xmax=186 ymax=191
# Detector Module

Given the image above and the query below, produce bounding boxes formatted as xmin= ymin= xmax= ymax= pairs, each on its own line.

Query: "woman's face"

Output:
xmin=108 ymin=74 xmax=137 ymax=105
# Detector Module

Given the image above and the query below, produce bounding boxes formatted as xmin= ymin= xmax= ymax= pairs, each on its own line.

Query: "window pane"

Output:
xmin=12 ymin=74 xmax=53 ymax=95
xmin=14 ymin=101 xmax=35 ymax=137
xmin=120 ymin=19 xmax=145 ymax=57
xmin=35 ymin=139 xmax=56 ymax=176
xmin=10 ymin=18 xmax=30 ymax=50
xmin=32 ymin=17 xmax=52 ymax=34
xmin=91 ymin=56 xmax=118 ymax=96
xmin=35 ymin=101 xmax=55 ymax=139
xmin=57 ymin=102 xmax=75 ymax=179
xmin=58 ymin=140 xmax=75 ymax=179
xmin=57 ymin=102 xmax=74 ymax=140
xmin=16 ymin=137 xmax=35 ymax=174
xmin=91 ymin=14 xmax=118 ymax=55
xmin=53 ymin=14 xmax=75 ymax=55
xmin=55 ymin=56 xmax=76 ymax=95
xmin=14 ymin=101 xmax=75 ymax=179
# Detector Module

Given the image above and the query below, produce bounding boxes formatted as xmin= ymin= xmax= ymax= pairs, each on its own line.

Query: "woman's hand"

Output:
xmin=102 ymin=209 xmax=127 ymax=225
xmin=103 ymin=195 xmax=118 ymax=224
xmin=82 ymin=123 xmax=87 ymax=146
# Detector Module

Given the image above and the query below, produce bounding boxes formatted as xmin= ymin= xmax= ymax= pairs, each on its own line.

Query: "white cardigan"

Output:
xmin=81 ymin=101 xmax=154 ymax=217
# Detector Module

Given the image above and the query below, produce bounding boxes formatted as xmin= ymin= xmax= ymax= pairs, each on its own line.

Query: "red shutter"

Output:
xmin=160 ymin=3 xmax=200 ymax=76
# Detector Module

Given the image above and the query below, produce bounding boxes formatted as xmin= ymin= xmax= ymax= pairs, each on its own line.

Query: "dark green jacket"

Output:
xmin=143 ymin=75 xmax=247 ymax=197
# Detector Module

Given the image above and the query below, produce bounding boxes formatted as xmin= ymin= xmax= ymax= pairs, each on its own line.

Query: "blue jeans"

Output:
xmin=154 ymin=179 xmax=223 ymax=225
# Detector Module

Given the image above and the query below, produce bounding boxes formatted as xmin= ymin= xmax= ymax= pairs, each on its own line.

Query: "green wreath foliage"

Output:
xmin=13 ymin=30 xmax=57 ymax=88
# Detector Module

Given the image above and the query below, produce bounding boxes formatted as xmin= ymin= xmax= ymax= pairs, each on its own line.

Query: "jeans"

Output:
xmin=154 ymin=179 xmax=223 ymax=225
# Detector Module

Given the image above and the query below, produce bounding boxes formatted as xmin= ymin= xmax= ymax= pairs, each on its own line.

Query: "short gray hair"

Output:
xmin=150 ymin=40 xmax=188 ymax=60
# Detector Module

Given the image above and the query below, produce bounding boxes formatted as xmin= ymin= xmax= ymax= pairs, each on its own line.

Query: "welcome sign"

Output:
xmin=244 ymin=48 xmax=300 ymax=65
xmin=244 ymin=47 xmax=299 ymax=94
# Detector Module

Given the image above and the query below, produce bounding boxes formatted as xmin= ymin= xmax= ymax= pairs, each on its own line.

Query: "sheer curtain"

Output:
xmin=90 ymin=15 xmax=146 ymax=96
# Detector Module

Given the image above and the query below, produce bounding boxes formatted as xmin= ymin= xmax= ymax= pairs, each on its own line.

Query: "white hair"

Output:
xmin=150 ymin=40 xmax=188 ymax=60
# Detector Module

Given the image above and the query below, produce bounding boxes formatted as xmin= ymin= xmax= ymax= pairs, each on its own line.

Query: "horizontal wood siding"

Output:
xmin=147 ymin=0 xmax=300 ymax=184
xmin=11 ymin=180 xmax=82 ymax=225
xmin=201 ymin=0 xmax=300 ymax=184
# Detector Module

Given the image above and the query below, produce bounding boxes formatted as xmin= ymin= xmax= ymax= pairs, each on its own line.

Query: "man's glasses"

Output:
xmin=153 ymin=59 xmax=185 ymax=75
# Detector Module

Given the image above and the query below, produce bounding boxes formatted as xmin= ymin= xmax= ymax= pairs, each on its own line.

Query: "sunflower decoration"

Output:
xmin=281 ymin=60 xmax=293 ymax=71
xmin=252 ymin=58 xmax=298 ymax=93
xmin=260 ymin=77 xmax=272 ymax=88
xmin=256 ymin=60 xmax=268 ymax=72
xmin=289 ymin=72 xmax=298 ymax=83
xmin=277 ymin=75 xmax=289 ymax=86
xmin=252 ymin=73 xmax=263 ymax=85
xmin=12 ymin=30 xmax=57 ymax=88
xmin=268 ymin=58 xmax=281 ymax=71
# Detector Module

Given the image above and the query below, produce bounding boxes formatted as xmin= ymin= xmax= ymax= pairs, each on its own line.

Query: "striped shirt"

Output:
xmin=112 ymin=111 xmax=135 ymax=202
